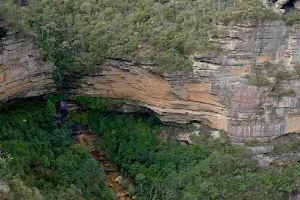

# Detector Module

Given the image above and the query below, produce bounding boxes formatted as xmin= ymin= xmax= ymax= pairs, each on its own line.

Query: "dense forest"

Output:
xmin=66 ymin=96 xmax=300 ymax=200
xmin=0 ymin=99 xmax=115 ymax=199
xmin=0 ymin=0 xmax=292 ymax=72
xmin=1 ymin=97 xmax=300 ymax=199
xmin=2 ymin=0 xmax=300 ymax=199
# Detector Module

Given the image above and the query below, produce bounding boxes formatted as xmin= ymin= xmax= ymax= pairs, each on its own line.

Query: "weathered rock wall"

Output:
xmin=74 ymin=60 xmax=227 ymax=130
xmin=1 ymin=21 xmax=300 ymax=143
xmin=0 ymin=32 xmax=55 ymax=102
xmin=208 ymin=21 xmax=300 ymax=142
xmin=75 ymin=21 xmax=300 ymax=142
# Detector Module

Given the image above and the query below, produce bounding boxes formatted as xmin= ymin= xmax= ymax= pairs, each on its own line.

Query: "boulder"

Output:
xmin=0 ymin=183 xmax=9 ymax=199
xmin=295 ymin=0 xmax=300 ymax=9
xmin=177 ymin=131 xmax=199 ymax=145
xmin=115 ymin=176 xmax=123 ymax=184
xmin=246 ymin=145 xmax=275 ymax=155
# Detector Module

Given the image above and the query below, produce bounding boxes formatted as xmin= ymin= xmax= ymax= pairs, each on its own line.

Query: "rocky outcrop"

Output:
xmin=74 ymin=21 xmax=300 ymax=143
xmin=1 ymin=20 xmax=300 ymax=143
xmin=252 ymin=150 xmax=300 ymax=167
xmin=0 ymin=183 xmax=9 ymax=199
xmin=246 ymin=145 xmax=275 ymax=155
xmin=74 ymin=60 xmax=227 ymax=130
xmin=0 ymin=32 xmax=55 ymax=102
xmin=208 ymin=21 xmax=300 ymax=142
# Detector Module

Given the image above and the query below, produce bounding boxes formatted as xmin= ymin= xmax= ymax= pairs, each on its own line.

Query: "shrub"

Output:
xmin=283 ymin=9 xmax=300 ymax=26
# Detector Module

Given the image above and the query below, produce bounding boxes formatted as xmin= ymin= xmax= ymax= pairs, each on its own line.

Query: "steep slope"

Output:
xmin=0 ymin=30 xmax=55 ymax=102
xmin=1 ymin=19 xmax=300 ymax=142
xmin=74 ymin=20 xmax=300 ymax=142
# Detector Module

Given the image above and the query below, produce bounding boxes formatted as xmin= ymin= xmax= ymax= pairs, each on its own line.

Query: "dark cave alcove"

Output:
xmin=0 ymin=21 xmax=7 ymax=39
xmin=0 ymin=27 xmax=6 ymax=39
xmin=282 ymin=0 xmax=295 ymax=10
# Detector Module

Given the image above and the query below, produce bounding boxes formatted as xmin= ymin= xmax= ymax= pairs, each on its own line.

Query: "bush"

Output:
xmin=0 ymin=99 xmax=114 ymax=199
xmin=72 ymin=96 xmax=300 ymax=200
xmin=283 ymin=9 xmax=300 ymax=26
xmin=1 ymin=0 xmax=282 ymax=73
xmin=246 ymin=75 xmax=270 ymax=87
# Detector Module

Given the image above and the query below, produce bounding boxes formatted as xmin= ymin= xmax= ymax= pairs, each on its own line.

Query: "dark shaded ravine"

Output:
xmin=56 ymin=100 xmax=134 ymax=200
xmin=76 ymin=133 xmax=133 ymax=200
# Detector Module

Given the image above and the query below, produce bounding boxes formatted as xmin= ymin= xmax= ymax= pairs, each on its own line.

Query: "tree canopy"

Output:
xmin=1 ymin=0 xmax=281 ymax=73
xmin=0 ymin=99 xmax=114 ymax=199
xmin=65 ymin=96 xmax=300 ymax=200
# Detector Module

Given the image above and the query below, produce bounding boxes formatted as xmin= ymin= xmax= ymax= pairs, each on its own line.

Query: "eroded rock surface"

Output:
xmin=1 ymin=21 xmax=300 ymax=143
xmin=74 ymin=21 xmax=300 ymax=142
xmin=0 ymin=32 xmax=55 ymax=102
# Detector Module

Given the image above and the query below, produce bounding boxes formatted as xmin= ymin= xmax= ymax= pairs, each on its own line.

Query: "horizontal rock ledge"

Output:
xmin=2 ymin=20 xmax=300 ymax=143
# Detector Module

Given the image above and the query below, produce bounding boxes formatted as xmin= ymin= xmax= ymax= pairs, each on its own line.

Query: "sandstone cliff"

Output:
xmin=74 ymin=20 xmax=300 ymax=143
xmin=0 ymin=31 xmax=55 ymax=102
xmin=1 ymin=20 xmax=300 ymax=143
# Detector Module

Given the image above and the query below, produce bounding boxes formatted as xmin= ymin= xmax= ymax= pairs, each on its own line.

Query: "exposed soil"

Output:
xmin=76 ymin=133 xmax=133 ymax=200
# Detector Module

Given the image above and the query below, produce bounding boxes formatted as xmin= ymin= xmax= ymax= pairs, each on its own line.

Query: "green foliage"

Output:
xmin=245 ymin=74 xmax=270 ymax=87
xmin=244 ymin=63 xmax=270 ymax=87
xmin=294 ymin=66 xmax=300 ymax=75
xmin=0 ymin=0 xmax=30 ymax=37
xmin=273 ymin=138 xmax=300 ymax=154
xmin=1 ymin=0 xmax=277 ymax=73
xmin=3 ymin=96 xmax=300 ymax=199
xmin=6 ymin=179 xmax=44 ymax=200
xmin=25 ymin=0 xmax=214 ymax=73
xmin=74 ymin=96 xmax=125 ymax=111
xmin=276 ymin=71 xmax=294 ymax=81
xmin=66 ymin=111 xmax=89 ymax=125
xmin=72 ymin=99 xmax=300 ymax=200
xmin=86 ymin=111 xmax=210 ymax=199
xmin=0 ymin=99 xmax=114 ymax=199
xmin=2 ymin=0 xmax=298 ymax=74
xmin=245 ymin=63 xmax=300 ymax=98
xmin=281 ymin=89 xmax=296 ymax=97
xmin=214 ymin=0 xmax=280 ymax=25
xmin=283 ymin=9 xmax=300 ymax=26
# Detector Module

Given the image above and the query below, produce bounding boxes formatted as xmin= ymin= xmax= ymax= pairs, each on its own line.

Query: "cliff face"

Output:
xmin=204 ymin=20 xmax=300 ymax=142
xmin=0 ymin=33 xmax=55 ymax=102
xmin=74 ymin=60 xmax=228 ymax=130
xmin=1 ymin=21 xmax=300 ymax=143
xmin=75 ymin=21 xmax=300 ymax=142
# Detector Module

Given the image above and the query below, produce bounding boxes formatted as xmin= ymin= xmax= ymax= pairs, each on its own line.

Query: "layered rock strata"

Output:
xmin=75 ymin=21 xmax=300 ymax=142
xmin=0 ymin=32 xmax=55 ymax=102
xmin=1 ymin=21 xmax=300 ymax=143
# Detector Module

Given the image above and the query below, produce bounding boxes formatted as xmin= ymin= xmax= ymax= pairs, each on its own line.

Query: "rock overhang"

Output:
xmin=1 ymin=20 xmax=300 ymax=143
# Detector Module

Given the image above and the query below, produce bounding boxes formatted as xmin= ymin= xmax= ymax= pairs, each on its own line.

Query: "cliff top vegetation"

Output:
xmin=0 ymin=0 xmax=298 ymax=73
